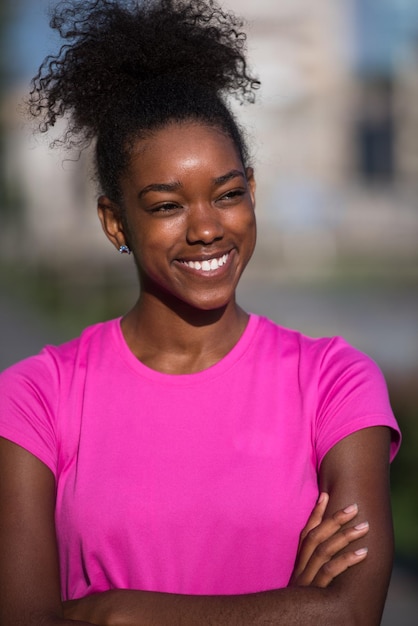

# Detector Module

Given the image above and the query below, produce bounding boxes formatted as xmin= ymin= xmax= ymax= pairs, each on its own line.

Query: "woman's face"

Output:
xmin=100 ymin=121 xmax=256 ymax=312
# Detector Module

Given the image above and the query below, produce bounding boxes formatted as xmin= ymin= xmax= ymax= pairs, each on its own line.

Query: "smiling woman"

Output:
xmin=98 ymin=122 xmax=256 ymax=329
xmin=0 ymin=1 xmax=401 ymax=625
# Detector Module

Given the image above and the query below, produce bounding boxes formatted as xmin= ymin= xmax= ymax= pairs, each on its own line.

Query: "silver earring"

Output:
xmin=118 ymin=244 xmax=131 ymax=255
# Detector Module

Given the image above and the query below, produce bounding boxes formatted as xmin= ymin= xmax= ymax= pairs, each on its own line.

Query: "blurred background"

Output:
xmin=0 ymin=0 xmax=417 ymax=622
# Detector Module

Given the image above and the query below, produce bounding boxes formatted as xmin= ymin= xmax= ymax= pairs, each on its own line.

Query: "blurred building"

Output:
xmin=229 ymin=0 xmax=355 ymax=202
xmin=1 ymin=0 xmax=355 ymax=266
xmin=1 ymin=0 xmax=417 ymax=272
xmin=351 ymin=0 xmax=418 ymax=187
xmin=1 ymin=97 xmax=108 ymax=263
xmin=394 ymin=41 xmax=418 ymax=189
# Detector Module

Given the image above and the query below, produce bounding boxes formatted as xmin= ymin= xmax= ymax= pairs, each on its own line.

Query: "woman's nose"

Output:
xmin=186 ymin=204 xmax=224 ymax=244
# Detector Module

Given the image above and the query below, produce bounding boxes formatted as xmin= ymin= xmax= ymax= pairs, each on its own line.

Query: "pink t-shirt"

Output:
xmin=0 ymin=315 xmax=400 ymax=600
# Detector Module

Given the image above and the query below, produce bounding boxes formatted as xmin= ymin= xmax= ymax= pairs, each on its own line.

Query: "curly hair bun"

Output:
xmin=29 ymin=0 xmax=259 ymax=147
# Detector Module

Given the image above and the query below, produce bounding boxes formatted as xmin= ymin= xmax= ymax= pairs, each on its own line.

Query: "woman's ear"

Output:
xmin=245 ymin=167 xmax=256 ymax=209
xmin=97 ymin=196 xmax=127 ymax=250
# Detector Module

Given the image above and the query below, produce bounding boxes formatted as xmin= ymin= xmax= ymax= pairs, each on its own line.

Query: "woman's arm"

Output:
xmin=63 ymin=500 xmax=369 ymax=625
xmin=0 ymin=437 xmax=362 ymax=626
xmin=318 ymin=425 xmax=395 ymax=624
xmin=64 ymin=427 xmax=393 ymax=626
xmin=1 ymin=426 xmax=392 ymax=626
xmin=0 ymin=437 xmax=94 ymax=626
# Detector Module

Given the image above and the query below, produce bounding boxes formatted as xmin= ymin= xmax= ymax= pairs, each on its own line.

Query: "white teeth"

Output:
xmin=182 ymin=253 xmax=228 ymax=271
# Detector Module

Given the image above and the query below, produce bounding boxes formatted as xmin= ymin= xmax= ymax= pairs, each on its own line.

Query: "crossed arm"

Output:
xmin=0 ymin=426 xmax=394 ymax=625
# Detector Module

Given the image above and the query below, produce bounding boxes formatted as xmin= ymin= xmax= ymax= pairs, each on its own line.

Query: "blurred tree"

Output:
xmin=0 ymin=0 xmax=12 ymax=214
xmin=0 ymin=0 xmax=24 ymax=225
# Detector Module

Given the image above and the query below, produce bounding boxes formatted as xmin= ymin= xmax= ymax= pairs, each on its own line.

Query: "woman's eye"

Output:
xmin=149 ymin=203 xmax=180 ymax=214
xmin=218 ymin=189 xmax=246 ymax=203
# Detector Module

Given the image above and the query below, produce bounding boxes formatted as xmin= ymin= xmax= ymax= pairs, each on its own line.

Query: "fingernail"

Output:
xmin=343 ymin=503 xmax=358 ymax=514
xmin=354 ymin=521 xmax=369 ymax=531
xmin=318 ymin=492 xmax=328 ymax=504
xmin=354 ymin=547 xmax=368 ymax=556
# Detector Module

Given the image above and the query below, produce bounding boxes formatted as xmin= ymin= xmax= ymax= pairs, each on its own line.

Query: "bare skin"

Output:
xmin=0 ymin=122 xmax=396 ymax=625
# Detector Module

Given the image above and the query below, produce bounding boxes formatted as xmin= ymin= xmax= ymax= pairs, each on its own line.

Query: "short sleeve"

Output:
xmin=0 ymin=353 xmax=59 ymax=475
xmin=315 ymin=337 xmax=401 ymax=468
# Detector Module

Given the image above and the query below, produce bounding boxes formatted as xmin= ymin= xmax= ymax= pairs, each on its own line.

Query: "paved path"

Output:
xmin=1 ymin=286 xmax=417 ymax=623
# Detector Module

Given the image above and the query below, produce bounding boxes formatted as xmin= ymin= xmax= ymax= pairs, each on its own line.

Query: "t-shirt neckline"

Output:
xmin=111 ymin=313 xmax=260 ymax=384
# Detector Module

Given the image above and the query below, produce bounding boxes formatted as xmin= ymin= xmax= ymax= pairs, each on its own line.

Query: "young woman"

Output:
xmin=0 ymin=1 xmax=400 ymax=624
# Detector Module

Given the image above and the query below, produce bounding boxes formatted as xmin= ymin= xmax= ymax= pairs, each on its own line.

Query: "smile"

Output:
xmin=180 ymin=253 xmax=229 ymax=272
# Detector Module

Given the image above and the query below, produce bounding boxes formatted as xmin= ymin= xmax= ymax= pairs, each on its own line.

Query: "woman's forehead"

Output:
xmin=125 ymin=122 xmax=243 ymax=180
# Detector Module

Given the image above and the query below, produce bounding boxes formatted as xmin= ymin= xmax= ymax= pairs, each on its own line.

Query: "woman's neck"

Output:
xmin=120 ymin=293 xmax=249 ymax=374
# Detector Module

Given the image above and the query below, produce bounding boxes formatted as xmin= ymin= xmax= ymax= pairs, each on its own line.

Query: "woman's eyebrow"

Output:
xmin=138 ymin=180 xmax=182 ymax=199
xmin=213 ymin=169 xmax=246 ymax=186
xmin=138 ymin=169 xmax=245 ymax=199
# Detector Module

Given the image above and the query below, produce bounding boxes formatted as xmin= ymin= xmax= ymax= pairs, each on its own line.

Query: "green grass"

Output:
xmin=388 ymin=380 xmax=418 ymax=565
xmin=0 ymin=261 xmax=136 ymax=336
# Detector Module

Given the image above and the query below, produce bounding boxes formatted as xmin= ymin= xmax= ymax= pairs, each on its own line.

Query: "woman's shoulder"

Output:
xmin=253 ymin=314 xmax=393 ymax=400
xmin=254 ymin=314 xmax=363 ymax=362
xmin=253 ymin=316 xmax=401 ymax=462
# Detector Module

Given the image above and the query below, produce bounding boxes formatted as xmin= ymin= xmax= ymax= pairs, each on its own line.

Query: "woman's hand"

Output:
xmin=288 ymin=492 xmax=369 ymax=588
